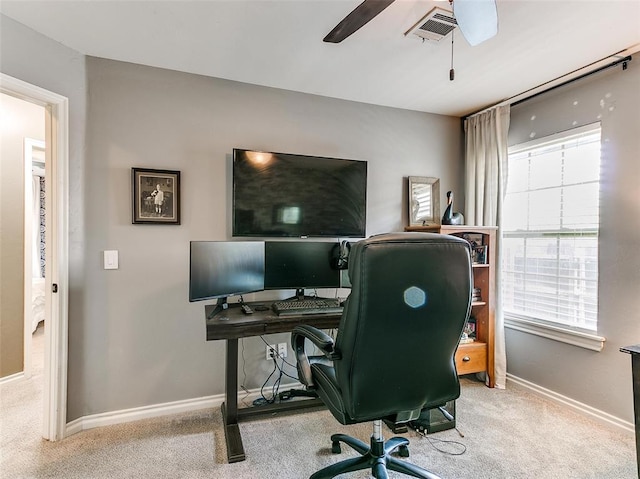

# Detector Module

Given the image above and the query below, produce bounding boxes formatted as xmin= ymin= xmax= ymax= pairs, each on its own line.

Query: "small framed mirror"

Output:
xmin=408 ymin=176 xmax=440 ymax=226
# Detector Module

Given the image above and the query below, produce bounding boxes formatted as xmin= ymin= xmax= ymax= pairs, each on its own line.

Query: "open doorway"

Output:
xmin=0 ymin=91 xmax=47 ymax=437
xmin=0 ymin=74 xmax=69 ymax=441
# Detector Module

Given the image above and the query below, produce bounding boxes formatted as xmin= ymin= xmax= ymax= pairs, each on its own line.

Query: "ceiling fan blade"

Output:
xmin=453 ymin=0 xmax=498 ymax=46
xmin=323 ymin=0 xmax=396 ymax=43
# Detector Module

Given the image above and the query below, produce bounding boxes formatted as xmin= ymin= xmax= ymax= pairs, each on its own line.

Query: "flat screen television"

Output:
xmin=189 ymin=241 xmax=265 ymax=303
xmin=264 ymin=241 xmax=340 ymax=298
xmin=233 ymin=148 xmax=367 ymax=238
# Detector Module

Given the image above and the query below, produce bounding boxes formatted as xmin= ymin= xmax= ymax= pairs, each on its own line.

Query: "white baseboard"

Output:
xmin=63 ymin=378 xmax=633 ymax=438
xmin=507 ymin=373 xmax=634 ymax=433
xmin=64 ymin=383 xmax=307 ymax=437
xmin=0 ymin=371 xmax=25 ymax=386
xmin=65 ymin=394 xmax=225 ymax=436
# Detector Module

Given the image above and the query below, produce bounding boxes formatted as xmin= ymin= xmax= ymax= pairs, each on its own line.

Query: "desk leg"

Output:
xmin=631 ymin=354 xmax=640 ymax=478
xmin=221 ymin=338 xmax=245 ymax=463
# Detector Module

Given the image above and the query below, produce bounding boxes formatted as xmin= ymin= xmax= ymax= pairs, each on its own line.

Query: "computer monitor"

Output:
xmin=264 ymin=241 xmax=340 ymax=298
xmin=189 ymin=241 xmax=265 ymax=304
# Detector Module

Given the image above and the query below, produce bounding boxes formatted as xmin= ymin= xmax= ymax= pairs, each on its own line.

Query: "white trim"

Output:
xmin=63 ymin=378 xmax=633 ymax=440
xmin=508 ymin=122 xmax=601 ymax=154
xmin=505 ymin=315 xmax=605 ymax=351
xmin=0 ymin=372 xmax=25 ymax=386
xmin=507 ymin=374 xmax=633 ymax=433
xmin=64 ymin=383 xmax=308 ymax=436
xmin=23 ymin=141 xmax=34 ymax=381
xmin=45 ymin=93 xmax=70 ymax=442
xmin=23 ymin=138 xmax=46 ymax=381
xmin=66 ymin=394 xmax=225 ymax=436
xmin=1 ymin=73 xmax=69 ymax=441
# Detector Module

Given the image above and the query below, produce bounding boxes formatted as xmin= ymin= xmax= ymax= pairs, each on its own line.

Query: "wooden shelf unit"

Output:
xmin=405 ymin=225 xmax=497 ymax=387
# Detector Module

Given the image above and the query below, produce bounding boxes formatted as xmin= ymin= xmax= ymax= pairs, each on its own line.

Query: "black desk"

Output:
xmin=206 ymin=301 xmax=341 ymax=463
xmin=620 ymin=345 xmax=640 ymax=477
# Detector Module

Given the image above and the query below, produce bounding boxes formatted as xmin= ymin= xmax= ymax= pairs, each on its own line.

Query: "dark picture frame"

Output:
xmin=472 ymin=245 xmax=488 ymax=265
xmin=460 ymin=232 xmax=484 ymax=248
xmin=456 ymin=232 xmax=488 ymax=264
xmin=132 ymin=168 xmax=181 ymax=224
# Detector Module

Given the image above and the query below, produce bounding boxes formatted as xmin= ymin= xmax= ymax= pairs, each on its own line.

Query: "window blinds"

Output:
xmin=503 ymin=124 xmax=601 ymax=331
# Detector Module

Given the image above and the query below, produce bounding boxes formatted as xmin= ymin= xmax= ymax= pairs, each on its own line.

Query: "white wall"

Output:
xmin=507 ymin=58 xmax=640 ymax=423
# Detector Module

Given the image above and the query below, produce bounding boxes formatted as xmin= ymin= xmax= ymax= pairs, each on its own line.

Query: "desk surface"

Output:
xmin=205 ymin=301 xmax=342 ymax=341
xmin=621 ymin=345 xmax=640 ymax=355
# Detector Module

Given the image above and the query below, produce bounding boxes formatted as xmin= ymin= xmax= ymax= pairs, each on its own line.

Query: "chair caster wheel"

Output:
xmin=398 ymin=445 xmax=410 ymax=458
xmin=331 ymin=441 xmax=342 ymax=454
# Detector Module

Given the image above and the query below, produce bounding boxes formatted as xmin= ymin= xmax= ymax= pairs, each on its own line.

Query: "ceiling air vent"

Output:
xmin=405 ymin=7 xmax=457 ymax=42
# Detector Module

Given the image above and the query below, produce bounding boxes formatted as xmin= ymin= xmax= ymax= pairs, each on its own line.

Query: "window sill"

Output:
xmin=504 ymin=315 xmax=605 ymax=352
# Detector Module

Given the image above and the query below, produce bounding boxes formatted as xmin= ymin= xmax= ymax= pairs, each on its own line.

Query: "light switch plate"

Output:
xmin=104 ymin=250 xmax=118 ymax=270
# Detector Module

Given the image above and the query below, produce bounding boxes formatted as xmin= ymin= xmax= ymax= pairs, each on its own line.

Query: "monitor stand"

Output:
xmin=283 ymin=289 xmax=308 ymax=302
xmin=284 ymin=289 xmax=330 ymax=302
xmin=207 ymin=297 xmax=229 ymax=319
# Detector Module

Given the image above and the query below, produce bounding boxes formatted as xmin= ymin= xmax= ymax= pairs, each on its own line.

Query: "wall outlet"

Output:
xmin=266 ymin=344 xmax=277 ymax=360
xmin=265 ymin=343 xmax=288 ymax=360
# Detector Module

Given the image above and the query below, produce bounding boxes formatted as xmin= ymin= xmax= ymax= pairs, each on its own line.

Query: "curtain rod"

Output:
xmin=510 ymin=55 xmax=631 ymax=107
xmin=464 ymin=44 xmax=639 ymax=119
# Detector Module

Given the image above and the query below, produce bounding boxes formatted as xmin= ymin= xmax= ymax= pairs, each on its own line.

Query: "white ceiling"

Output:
xmin=2 ymin=0 xmax=639 ymax=117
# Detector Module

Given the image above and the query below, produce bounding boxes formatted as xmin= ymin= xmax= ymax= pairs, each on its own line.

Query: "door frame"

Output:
xmin=23 ymin=137 xmax=46 ymax=381
xmin=1 ymin=73 xmax=69 ymax=441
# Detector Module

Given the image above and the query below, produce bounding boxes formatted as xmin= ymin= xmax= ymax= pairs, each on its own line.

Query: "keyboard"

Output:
xmin=272 ymin=298 xmax=343 ymax=316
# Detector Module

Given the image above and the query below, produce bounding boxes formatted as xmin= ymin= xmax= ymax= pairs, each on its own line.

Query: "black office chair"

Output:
xmin=292 ymin=232 xmax=472 ymax=479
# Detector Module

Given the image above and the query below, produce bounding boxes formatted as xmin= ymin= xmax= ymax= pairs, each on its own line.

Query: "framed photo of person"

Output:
xmin=132 ymin=168 xmax=181 ymax=224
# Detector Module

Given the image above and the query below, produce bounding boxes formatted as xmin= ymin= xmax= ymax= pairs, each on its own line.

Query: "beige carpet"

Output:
xmin=1 ymin=327 xmax=636 ymax=478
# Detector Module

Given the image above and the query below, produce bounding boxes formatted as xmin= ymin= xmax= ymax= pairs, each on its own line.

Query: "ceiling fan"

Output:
xmin=323 ymin=0 xmax=498 ymax=46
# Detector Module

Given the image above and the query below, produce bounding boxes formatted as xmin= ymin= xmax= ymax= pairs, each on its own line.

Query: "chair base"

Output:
xmin=310 ymin=432 xmax=442 ymax=479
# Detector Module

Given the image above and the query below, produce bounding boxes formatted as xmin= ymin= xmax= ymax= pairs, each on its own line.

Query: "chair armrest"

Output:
xmin=291 ymin=325 xmax=341 ymax=388
xmin=292 ymin=325 xmax=336 ymax=353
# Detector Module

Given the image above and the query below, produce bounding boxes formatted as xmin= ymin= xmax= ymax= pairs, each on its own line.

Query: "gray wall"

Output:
xmin=80 ymin=56 xmax=463 ymax=421
xmin=0 ymin=16 xmax=86 ymax=379
xmin=506 ymin=58 xmax=640 ymax=423
xmin=1 ymin=14 xmax=464 ymax=421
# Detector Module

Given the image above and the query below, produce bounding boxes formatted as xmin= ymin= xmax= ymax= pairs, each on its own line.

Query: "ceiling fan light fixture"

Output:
xmin=453 ymin=0 xmax=498 ymax=46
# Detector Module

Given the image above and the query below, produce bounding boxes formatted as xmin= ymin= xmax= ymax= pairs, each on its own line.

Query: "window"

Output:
xmin=502 ymin=124 xmax=601 ymax=332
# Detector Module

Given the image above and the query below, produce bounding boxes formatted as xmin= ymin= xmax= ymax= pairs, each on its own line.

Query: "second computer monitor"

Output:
xmin=264 ymin=241 xmax=340 ymax=293
xmin=189 ymin=241 xmax=265 ymax=302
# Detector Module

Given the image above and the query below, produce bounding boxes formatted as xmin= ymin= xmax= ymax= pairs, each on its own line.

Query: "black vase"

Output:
xmin=442 ymin=191 xmax=464 ymax=225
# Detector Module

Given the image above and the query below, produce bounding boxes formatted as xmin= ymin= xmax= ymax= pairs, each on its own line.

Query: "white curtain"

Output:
xmin=464 ymin=104 xmax=510 ymax=389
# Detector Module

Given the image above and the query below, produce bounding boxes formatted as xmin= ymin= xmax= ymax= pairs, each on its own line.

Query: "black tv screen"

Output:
xmin=233 ymin=149 xmax=367 ymax=238
xmin=189 ymin=241 xmax=265 ymax=302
